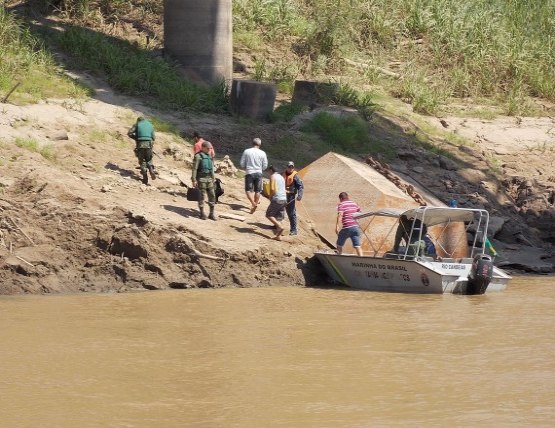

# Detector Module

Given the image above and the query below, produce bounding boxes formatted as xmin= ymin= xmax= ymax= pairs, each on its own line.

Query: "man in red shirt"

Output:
xmin=335 ymin=192 xmax=363 ymax=256
xmin=192 ymin=131 xmax=215 ymax=158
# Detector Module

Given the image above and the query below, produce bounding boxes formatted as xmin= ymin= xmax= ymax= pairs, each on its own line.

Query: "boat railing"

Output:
xmin=357 ymin=206 xmax=491 ymax=262
xmin=469 ymin=211 xmax=490 ymax=258
xmin=359 ymin=215 xmax=397 ymax=257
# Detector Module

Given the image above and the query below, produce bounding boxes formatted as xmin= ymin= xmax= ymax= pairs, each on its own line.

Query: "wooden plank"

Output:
xmin=218 ymin=212 xmax=246 ymax=222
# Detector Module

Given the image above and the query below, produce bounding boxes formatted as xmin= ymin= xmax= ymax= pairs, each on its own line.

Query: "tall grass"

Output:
xmin=302 ymin=112 xmax=395 ymax=158
xmin=14 ymin=137 xmax=57 ymax=160
xmin=0 ymin=7 xmax=89 ymax=103
xmin=36 ymin=0 xmax=162 ymax=19
xmin=53 ymin=26 xmax=228 ymax=113
xmin=233 ymin=0 xmax=555 ymax=114
xmin=334 ymin=83 xmax=378 ymax=119
xmin=30 ymin=0 xmax=555 ymax=115
xmin=302 ymin=112 xmax=370 ymax=152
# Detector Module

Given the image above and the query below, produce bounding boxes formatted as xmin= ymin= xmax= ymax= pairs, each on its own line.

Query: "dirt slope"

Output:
xmin=1 ymin=70 xmax=554 ymax=294
xmin=0 ymin=76 xmax=328 ymax=294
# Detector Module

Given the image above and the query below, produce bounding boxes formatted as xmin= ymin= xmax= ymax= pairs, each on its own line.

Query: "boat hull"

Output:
xmin=315 ymin=252 xmax=510 ymax=294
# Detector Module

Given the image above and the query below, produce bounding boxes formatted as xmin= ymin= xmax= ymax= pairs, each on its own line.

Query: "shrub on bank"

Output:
xmin=234 ymin=0 xmax=554 ymax=113
xmin=302 ymin=112 xmax=395 ymax=158
xmin=55 ymin=27 xmax=228 ymax=113
xmin=20 ymin=0 xmax=555 ymax=115
xmin=0 ymin=7 xmax=89 ymax=103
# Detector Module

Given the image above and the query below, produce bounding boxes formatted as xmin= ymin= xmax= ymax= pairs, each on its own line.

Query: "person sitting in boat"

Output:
xmin=392 ymin=215 xmax=428 ymax=255
xmin=423 ymin=234 xmax=437 ymax=258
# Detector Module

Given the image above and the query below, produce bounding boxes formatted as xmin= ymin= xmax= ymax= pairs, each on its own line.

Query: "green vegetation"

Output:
xmin=270 ymin=103 xmax=307 ymax=123
xmin=149 ymin=116 xmax=180 ymax=136
xmin=0 ymin=7 xmax=89 ymax=104
xmin=270 ymin=83 xmax=376 ymax=123
xmin=486 ymin=154 xmax=503 ymax=176
xmin=302 ymin=112 xmax=395 ymax=158
xmin=334 ymin=83 xmax=378 ymax=120
xmin=233 ymin=0 xmax=554 ymax=115
xmin=264 ymin=110 xmax=397 ymax=165
xmin=38 ymin=144 xmax=57 ymax=160
xmin=14 ymin=137 xmax=56 ymax=160
xmin=262 ymin=133 xmax=335 ymax=167
xmin=53 ymin=27 xmax=228 ymax=113
xmin=87 ymin=128 xmax=116 ymax=144
xmin=264 ymin=135 xmax=299 ymax=163
xmin=14 ymin=137 xmax=39 ymax=151
xmin=28 ymin=0 xmax=554 ymax=117
xmin=302 ymin=113 xmax=370 ymax=151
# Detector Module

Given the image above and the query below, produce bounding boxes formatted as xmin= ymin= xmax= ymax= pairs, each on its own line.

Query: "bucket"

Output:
xmin=262 ymin=180 xmax=271 ymax=199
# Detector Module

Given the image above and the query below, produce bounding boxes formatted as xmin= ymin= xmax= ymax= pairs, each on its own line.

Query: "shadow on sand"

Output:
xmin=105 ymin=162 xmax=140 ymax=181
xmin=161 ymin=204 xmax=198 ymax=218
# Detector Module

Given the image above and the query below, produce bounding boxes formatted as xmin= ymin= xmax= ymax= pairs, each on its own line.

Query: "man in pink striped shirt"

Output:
xmin=335 ymin=192 xmax=363 ymax=256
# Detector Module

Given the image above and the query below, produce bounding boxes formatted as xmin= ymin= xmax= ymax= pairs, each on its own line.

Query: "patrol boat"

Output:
xmin=314 ymin=206 xmax=511 ymax=294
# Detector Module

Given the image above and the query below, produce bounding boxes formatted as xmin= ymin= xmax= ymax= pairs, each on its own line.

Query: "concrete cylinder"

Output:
xmin=292 ymin=80 xmax=338 ymax=107
xmin=164 ymin=0 xmax=232 ymax=85
xmin=230 ymin=80 xmax=277 ymax=122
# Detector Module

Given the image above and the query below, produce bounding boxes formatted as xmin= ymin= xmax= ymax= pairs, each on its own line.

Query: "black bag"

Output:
xmin=186 ymin=187 xmax=201 ymax=201
xmin=215 ymin=178 xmax=224 ymax=201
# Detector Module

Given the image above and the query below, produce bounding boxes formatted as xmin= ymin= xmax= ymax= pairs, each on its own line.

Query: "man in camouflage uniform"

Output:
xmin=191 ymin=141 xmax=217 ymax=221
xmin=128 ymin=116 xmax=156 ymax=184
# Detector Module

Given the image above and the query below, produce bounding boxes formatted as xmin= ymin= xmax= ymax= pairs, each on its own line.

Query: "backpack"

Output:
xmin=215 ymin=178 xmax=224 ymax=198
xmin=197 ymin=152 xmax=213 ymax=174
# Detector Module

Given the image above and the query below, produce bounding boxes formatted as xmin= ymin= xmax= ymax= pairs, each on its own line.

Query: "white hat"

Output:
xmin=287 ymin=161 xmax=295 ymax=167
xmin=253 ymin=137 xmax=262 ymax=146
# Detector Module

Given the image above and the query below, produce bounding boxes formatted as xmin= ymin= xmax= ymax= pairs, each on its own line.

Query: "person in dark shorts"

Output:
xmin=240 ymin=138 xmax=268 ymax=213
xmin=265 ymin=165 xmax=287 ymax=240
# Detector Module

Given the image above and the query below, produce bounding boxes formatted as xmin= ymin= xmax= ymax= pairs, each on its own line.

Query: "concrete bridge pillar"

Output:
xmin=164 ymin=0 xmax=233 ymax=85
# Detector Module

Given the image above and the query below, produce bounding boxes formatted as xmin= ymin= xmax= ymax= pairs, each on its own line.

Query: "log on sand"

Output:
xmin=218 ymin=212 xmax=246 ymax=222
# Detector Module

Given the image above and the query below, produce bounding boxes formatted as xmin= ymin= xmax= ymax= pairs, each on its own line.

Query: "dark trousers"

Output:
xmin=135 ymin=146 xmax=153 ymax=174
xmin=286 ymin=194 xmax=297 ymax=232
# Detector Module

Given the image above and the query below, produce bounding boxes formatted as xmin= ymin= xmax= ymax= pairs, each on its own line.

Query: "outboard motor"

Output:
xmin=467 ymin=254 xmax=494 ymax=295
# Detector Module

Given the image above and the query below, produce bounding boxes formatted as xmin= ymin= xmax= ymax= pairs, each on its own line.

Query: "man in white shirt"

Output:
xmin=265 ymin=165 xmax=287 ymax=240
xmin=240 ymin=137 xmax=268 ymax=213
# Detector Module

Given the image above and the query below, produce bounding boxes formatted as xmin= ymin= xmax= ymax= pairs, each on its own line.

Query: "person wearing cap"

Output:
xmin=283 ymin=161 xmax=304 ymax=236
xmin=192 ymin=131 xmax=215 ymax=158
xmin=240 ymin=137 xmax=268 ymax=213
xmin=127 ymin=116 xmax=156 ymax=184
xmin=265 ymin=165 xmax=287 ymax=240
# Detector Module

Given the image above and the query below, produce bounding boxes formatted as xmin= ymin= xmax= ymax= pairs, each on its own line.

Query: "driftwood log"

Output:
xmin=6 ymin=215 xmax=35 ymax=245
xmin=192 ymin=249 xmax=224 ymax=261
xmin=218 ymin=212 xmax=246 ymax=222
xmin=1 ymin=81 xmax=21 ymax=103
xmin=14 ymin=255 xmax=35 ymax=268
xmin=343 ymin=58 xmax=400 ymax=79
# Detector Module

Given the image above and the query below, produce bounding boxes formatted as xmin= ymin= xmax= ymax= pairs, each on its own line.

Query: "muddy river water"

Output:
xmin=1 ymin=276 xmax=554 ymax=426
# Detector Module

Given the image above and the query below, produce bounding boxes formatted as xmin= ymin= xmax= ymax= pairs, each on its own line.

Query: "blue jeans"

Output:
xmin=286 ymin=194 xmax=297 ymax=232
xmin=337 ymin=226 xmax=361 ymax=247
